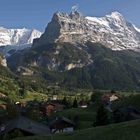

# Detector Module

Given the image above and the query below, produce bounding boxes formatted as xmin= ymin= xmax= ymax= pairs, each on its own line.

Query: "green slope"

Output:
xmin=0 ymin=66 xmax=19 ymax=98
xmin=14 ymin=119 xmax=140 ymax=140
xmin=7 ymin=42 xmax=140 ymax=90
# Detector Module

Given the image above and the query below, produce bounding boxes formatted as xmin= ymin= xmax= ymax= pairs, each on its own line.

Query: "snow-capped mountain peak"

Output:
xmin=0 ymin=27 xmax=42 ymax=46
xmin=110 ymin=11 xmax=124 ymax=19
xmin=36 ymin=11 xmax=140 ymax=51
xmin=0 ymin=27 xmax=42 ymax=55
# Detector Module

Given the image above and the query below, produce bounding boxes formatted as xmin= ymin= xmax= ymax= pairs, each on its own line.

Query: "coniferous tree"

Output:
xmin=94 ymin=105 xmax=109 ymax=126
xmin=62 ymin=97 xmax=69 ymax=108
xmin=90 ymin=92 xmax=101 ymax=103
xmin=6 ymin=101 xmax=20 ymax=119
xmin=73 ymin=98 xmax=78 ymax=108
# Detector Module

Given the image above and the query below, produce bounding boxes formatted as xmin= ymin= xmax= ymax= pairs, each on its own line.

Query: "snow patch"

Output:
xmin=86 ymin=17 xmax=110 ymax=28
xmin=133 ymin=24 xmax=140 ymax=33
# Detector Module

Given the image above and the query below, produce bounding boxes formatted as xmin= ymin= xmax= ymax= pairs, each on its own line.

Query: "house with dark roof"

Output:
xmin=78 ymin=100 xmax=88 ymax=108
xmin=49 ymin=117 xmax=75 ymax=133
xmin=113 ymin=106 xmax=140 ymax=122
xmin=0 ymin=116 xmax=50 ymax=136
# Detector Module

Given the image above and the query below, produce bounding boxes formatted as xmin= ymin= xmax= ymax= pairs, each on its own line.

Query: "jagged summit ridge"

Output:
xmin=35 ymin=11 xmax=140 ymax=51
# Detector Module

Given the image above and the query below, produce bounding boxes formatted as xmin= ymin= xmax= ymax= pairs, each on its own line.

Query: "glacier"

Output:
xmin=0 ymin=27 xmax=42 ymax=55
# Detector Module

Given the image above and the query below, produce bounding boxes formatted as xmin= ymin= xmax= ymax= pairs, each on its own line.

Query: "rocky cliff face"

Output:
xmin=0 ymin=55 xmax=7 ymax=67
xmin=34 ymin=11 xmax=140 ymax=51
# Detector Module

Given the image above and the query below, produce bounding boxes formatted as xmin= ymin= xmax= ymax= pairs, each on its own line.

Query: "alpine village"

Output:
xmin=0 ymin=1 xmax=140 ymax=140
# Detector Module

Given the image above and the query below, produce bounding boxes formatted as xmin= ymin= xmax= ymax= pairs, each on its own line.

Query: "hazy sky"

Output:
xmin=0 ymin=0 xmax=140 ymax=31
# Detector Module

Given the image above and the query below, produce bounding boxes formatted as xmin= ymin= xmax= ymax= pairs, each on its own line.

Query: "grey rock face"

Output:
xmin=34 ymin=11 xmax=140 ymax=51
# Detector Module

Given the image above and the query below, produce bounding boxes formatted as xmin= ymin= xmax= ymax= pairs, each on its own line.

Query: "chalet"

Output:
xmin=52 ymin=95 xmax=58 ymax=100
xmin=49 ymin=117 xmax=75 ymax=133
xmin=0 ymin=116 xmax=50 ymax=136
xmin=101 ymin=93 xmax=119 ymax=105
xmin=110 ymin=94 xmax=119 ymax=102
xmin=78 ymin=100 xmax=88 ymax=108
xmin=41 ymin=102 xmax=65 ymax=116
xmin=113 ymin=106 xmax=140 ymax=122
xmin=44 ymin=103 xmax=55 ymax=116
